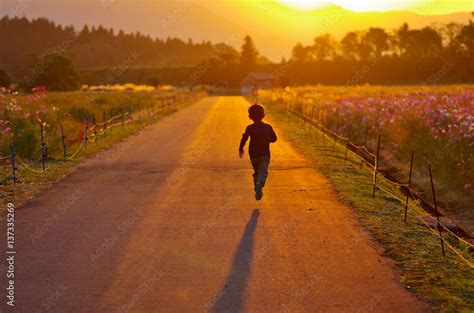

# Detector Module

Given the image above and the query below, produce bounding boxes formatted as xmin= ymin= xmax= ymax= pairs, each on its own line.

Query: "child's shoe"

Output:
xmin=255 ymin=182 xmax=263 ymax=200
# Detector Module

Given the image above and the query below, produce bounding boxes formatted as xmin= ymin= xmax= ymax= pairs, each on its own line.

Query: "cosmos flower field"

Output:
xmin=259 ymin=86 xmax=473 ymax=222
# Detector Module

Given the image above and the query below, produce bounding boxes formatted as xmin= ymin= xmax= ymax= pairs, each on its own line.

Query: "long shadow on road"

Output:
xmin=212 ymin=209 xmax=260 ymax=312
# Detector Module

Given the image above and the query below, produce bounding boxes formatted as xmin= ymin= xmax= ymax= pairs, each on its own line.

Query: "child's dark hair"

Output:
xmin=248 ymin=104 xmax=265 ymax=121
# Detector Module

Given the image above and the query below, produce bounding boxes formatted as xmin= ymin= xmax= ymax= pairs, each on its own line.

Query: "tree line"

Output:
xmin=280 ymin=19 xmax=473 ymax=85
xmin=195 ymin=18 xmax=473 ymax=86
xmin=0 ymin=16 xmax=237 ymax=81
xmin=0 ymin=15 xmax=473 ymax=90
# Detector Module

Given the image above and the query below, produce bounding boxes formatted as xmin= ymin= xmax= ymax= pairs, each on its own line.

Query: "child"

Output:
xmin=239 ymin=104 xmax=277 ymax=200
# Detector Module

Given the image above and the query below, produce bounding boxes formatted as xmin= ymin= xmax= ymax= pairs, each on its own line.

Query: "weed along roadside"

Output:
xmin=1 ymin=91 xmax=205 ymax=208
xmin=266 ymin=104 xmax=474 ymax=312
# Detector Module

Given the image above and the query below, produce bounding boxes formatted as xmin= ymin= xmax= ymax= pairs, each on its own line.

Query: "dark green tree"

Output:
xmin=457 ymin=19 xmax=474 ymax=58
xmin=363 ymin=28 xmax=391 ymax=58
xmin=25 ymin=53 xmax=80 ymax=91
xmin=312 ymin=34 xmax=337 ymax=61
xmin=291 ymin=43 xmax=311 ymax=63
xmin=341 ymin=32 xmax=360 ymax=60
xmin=0 ymin=69 xmax=11 ymax=88
xmin=240 ymin=35 xmax=258 ymax=71
xmin=397 ymin=24 xmax=443 ymax=58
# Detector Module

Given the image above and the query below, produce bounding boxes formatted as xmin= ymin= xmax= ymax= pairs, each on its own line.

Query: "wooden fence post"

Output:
xmin=92 ymin=115 xmax=97 ymax=143
xmin=40 ymin=123 xmax=46 ymax=172
xmin=428 ymin=163 xmax=445 ymax=256
xmin=109 ymin=109 xmax=113 ymax=134
xmin=372 ymin=134 xmax=381 ymax=198
xmin=10 ymin=142 xmax=16 ymax=184
xmin=84 ymin=118 xmax=89 ymax=149
xmin=121 ymin=111 xmax=125 ymax=128
xmin=345 ymin=125 xmax=352 ymax=161
xmin=332 ymin=119 xmax=339 ymax=152
xmin=404 ymin=151 xmax=415 ymax=222
xmin=360 ymin=127 xmax=368 ymax=170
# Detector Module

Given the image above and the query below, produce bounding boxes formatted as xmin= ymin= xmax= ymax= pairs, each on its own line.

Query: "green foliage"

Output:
xmin=11 ymin=119 xmax=39 ymax=159
xmin=24 ymin=53 xmax=80 ymax=91
xmin=0 ymin=69 xmax=10 ymax=88
xmin=0 ymin=16 xmax=237 ymax=79
xmin=240 ymin=35 xmax=259 ymax=71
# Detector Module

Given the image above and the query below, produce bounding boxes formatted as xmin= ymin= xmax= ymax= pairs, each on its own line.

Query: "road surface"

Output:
xmin=2 ymin=97 xmax=428 ymax=312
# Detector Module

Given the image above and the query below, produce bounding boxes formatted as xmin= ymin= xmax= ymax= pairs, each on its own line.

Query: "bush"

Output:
xmin=23 ymin=53 xmax=80 ymax=91
xmin=0 ymin=69 xmax=11 ymax=88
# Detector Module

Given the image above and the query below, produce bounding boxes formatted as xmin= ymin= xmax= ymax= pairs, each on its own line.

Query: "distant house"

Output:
xmin=240 ymin=72 xmax=275 ymax=95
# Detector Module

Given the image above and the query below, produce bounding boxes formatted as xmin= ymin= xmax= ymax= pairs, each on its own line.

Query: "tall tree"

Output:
xmin=291 ymin=43 xmax=311 ymax=63
xmin=341 ymin=32 xmax=360 ymax=60
xmin=397 ymin=24 xmax=443 ymax=58
xmin=312 ymin=34 xmax=337 ymax=61
xmin=457 ymin=19 xmax=474 ymax=58
xmin=363 ymin=28 xmax=391 ymax=58
xmin=240 ymin=35 xmax=258 ymax=70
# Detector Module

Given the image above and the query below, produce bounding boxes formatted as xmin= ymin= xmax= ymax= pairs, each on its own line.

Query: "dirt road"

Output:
xmin=1 ymin=97 xmax=428 ymax=312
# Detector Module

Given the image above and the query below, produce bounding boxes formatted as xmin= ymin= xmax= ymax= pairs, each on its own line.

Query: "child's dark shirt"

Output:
xmin=239 ymin=121 xmax=277 ymax=158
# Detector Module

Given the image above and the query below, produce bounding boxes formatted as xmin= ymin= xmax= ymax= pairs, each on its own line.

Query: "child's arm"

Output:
xmin=239 ymin=126 xmax=250 ymax=158
xmin=270 ymin=126 xmax=277 ymax=143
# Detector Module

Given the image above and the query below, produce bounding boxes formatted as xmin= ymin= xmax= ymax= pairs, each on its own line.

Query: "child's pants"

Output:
xmin=251 ymin=157 xmax=270 ymax=187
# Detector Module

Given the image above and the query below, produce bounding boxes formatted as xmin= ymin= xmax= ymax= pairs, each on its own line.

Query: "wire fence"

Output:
xmin=264 ymin=96 xmax=473 ymax=269
xmin=1 ymin=92 xmax=202 ymax=185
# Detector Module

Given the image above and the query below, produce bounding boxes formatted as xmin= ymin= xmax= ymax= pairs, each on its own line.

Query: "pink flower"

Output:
xmin=32 ymin=86 xmax=47 ymax=93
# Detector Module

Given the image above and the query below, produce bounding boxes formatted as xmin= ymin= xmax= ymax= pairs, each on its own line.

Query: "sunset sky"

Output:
xmin=1 ymin=0 xmax=472 ymax=60
xmin=277 ymin=0 xmax=471 ymax=13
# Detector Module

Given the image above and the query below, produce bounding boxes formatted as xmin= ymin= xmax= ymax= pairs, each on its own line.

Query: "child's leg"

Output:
xmin=250 ymin=159 xmax=259 ymax=187
xmin=256 ymin=157 xmax=270 ymax=187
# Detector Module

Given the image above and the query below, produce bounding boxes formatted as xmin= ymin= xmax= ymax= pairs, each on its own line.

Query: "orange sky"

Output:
xmin=196 ymin=0 xmax=471 ymax=59
xmin=2 ymin=0 xmax=472 ymax=60
xmin=275 ymin=0 xmax=472 ymax=13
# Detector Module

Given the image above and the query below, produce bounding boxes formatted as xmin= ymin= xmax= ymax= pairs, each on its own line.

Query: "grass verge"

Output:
xmin=268 ymin=105 xmax=474 ymax=312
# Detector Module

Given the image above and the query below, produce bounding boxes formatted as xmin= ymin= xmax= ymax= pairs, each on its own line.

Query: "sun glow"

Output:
xmin=279 ymin=0 xmax=417 ymax=12
xmin=279 ymin=0 xmax=330 ymax=9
